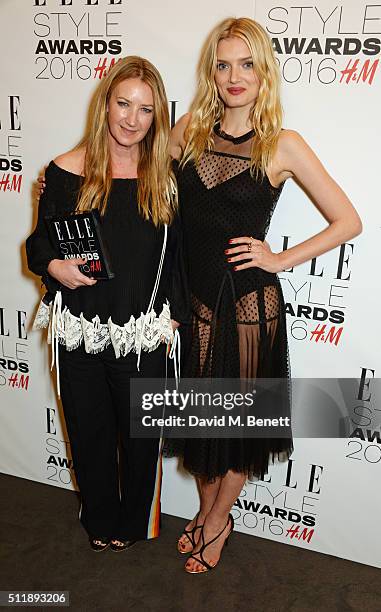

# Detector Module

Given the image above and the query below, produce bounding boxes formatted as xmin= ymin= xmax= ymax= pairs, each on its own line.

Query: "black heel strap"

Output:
xmin=188 ymin=552 xmax=213 ymax=571
xmin=199 ymin=516 xmax=231 ymax=550
xmin=194 ymin=516 xmax=233 ymax=570
xmin=182 ymin=511 xmax=202 ymax=546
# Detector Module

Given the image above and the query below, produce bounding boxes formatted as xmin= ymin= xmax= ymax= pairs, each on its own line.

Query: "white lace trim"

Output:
xmin=32 ymin=300 xmax=50 ymax=330
xmin=33 ymin=298 xmax=174 ymax=356
xmin=32 ymin=224 xmax=180 ymax=397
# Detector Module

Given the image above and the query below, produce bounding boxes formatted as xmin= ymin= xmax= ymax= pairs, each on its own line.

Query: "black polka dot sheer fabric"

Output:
xmin=164 ymin=127 xmax=293 ymax=480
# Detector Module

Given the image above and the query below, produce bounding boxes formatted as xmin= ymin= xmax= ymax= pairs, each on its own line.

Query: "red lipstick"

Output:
xmin=227 ymin=87 xmax=246 ymax=95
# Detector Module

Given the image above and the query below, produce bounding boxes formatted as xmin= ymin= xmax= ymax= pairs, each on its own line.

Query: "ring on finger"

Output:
xmin=247 ymin=237 xmax=254 ymax=253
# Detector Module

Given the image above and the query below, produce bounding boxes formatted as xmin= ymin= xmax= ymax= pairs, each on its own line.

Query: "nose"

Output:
xmin=229 ymin=64 xmax=240 ymax=83
xmin=124 ymin=106 xmax=138 ymax=127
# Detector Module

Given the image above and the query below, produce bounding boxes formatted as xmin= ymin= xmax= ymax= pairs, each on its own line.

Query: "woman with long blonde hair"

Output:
xmin=167 ymin=17 xmax=362 ymax=573
xmin=26 ymin=56 xmax=188 ymax=551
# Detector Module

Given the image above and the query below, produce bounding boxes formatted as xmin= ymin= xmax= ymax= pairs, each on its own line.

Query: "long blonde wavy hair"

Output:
xmin=182 ymin=17 xmax=283 ymax=177
xmin=76 ymin=56 xmax=177 ymax=226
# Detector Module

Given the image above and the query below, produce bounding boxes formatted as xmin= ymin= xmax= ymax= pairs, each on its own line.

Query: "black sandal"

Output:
xmin=110 ymin=539 xmax=138 ymax=552
xmin=89 ymin=537 xmax=110 ymax=552
xmin=185 ymin=513 xmax=234 ymax=573
xmin=177 ymin=511 xmax=203 ymax=554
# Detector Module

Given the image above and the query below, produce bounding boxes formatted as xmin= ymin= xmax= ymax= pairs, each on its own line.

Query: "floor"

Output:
xmin=1 ymin=473 xmax=380 ymax=612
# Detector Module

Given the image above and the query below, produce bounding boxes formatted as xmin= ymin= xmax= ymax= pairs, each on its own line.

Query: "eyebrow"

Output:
xmin=117 ymin=96 xmax=153 ymax=107
xmin=216 ymin=57 xmax=253 ymax=62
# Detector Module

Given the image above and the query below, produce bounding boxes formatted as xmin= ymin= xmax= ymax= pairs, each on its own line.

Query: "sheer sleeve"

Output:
xmin=166 ymin=213 xmax=191 ymax=326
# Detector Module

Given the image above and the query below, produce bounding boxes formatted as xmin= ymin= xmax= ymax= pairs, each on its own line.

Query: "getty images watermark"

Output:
xmin=140 ymin=388 xmax=290 ymax=429
xmin=130 ymin=377 xmax=381 ymax=439
xmin=130 ymin=378 xmax=292 ymax=438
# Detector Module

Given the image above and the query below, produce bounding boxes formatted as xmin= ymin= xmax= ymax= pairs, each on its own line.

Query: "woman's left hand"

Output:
xmin=171 ymin=319 xmax=180 ymax=332
xmin=225 ymin=237 xmax=281 ymax=274
xmin=161 ymin=319 xmax=180 ymax=344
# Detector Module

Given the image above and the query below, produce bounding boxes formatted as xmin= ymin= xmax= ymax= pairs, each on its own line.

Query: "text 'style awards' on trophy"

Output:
xmin=45 ymin=210 xmax=114 ymax=280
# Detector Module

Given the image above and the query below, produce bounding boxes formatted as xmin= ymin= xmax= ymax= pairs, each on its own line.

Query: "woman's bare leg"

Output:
xmin=185 ymin=469 xmax=246 ymax=571
xmin=178 ymin=475 xmax=221 ymax=552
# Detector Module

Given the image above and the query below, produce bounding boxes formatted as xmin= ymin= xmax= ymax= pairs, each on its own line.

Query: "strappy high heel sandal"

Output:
xmin=185 ymin=513 xmax=234 ymax=573
xmin=177 ymin=512 xmax=204 ymax=554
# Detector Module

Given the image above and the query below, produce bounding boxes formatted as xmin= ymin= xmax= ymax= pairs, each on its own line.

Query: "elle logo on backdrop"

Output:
xmin=235 ymin=459 xmax=323 ymax=545
xmin=279 ymin=239 xmax=353 ymax=348
xmin=0 ymin=95 xmax=22 ymax=193
xmin=33 ymin=0 xmax=123 ymax=80
xmin=0 ymin=308 xmax=29 ymax=391
xmin=46 ymin=407 xmax=77 ymax=487
xmin=347 ymin=367 xmax=381 ymax=464
xmin=260 ymin=3 xmax=381 ymax=86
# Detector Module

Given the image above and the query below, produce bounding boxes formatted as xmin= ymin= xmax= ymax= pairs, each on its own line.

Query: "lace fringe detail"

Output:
xmin=32 ymin=225 xmax=178 ymax=397
xmin=33 ymin=297 xmax=174 ymax=356
xmin=32 ymin=300 xmax=50 ymax=330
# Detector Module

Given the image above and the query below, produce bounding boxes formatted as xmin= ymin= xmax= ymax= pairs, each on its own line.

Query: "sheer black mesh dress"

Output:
xmin=164 ymin=126 xmax=293 ymax=480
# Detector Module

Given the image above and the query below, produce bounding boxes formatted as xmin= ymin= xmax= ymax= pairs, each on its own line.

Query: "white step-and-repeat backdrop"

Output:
xmin=0 ymin=0 xmax=379 ymax=568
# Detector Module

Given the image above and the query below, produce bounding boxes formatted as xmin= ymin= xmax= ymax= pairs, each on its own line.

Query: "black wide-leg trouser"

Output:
xmin=59 ymin=343 xmax=166 ymax=541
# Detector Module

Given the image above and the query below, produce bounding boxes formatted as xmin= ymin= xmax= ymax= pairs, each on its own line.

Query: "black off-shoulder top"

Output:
xmin=26 ymin=161 xmax=189 ymax=326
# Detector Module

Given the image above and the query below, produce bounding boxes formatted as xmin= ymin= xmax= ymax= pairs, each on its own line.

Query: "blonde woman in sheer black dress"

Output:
xmin=167 ymin=17 xmax=362 ymax=573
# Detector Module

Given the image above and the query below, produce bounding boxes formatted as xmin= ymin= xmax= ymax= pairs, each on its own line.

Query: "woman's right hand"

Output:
xmin=47 ymin=258 xmax=97 ymax=289
xmin=37 ymin=174 xmax=46 ymax=198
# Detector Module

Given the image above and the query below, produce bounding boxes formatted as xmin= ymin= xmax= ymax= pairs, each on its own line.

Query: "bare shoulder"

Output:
xmin=54 ymin=147 xmax=85 ymax=175
xmin=173 ymin=112 xmax=191 ymax=137
xmin=277 ymin=129 xmax=308 ymax=155
xmin=268 ymin=129 xmax=315 ymax=184
xmin=274 ymin=129 xmax=319 ymax=174
xmin=170 ymin=113 xmax=191 ymax=160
